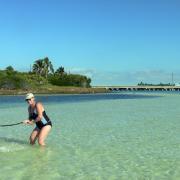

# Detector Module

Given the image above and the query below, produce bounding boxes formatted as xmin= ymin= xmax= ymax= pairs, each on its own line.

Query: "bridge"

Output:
xmin=92 ymin=85 xmax=180 ymax=91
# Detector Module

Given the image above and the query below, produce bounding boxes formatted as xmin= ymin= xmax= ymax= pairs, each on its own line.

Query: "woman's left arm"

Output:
xmin=34 ymin=102 xmax=44 ymax=122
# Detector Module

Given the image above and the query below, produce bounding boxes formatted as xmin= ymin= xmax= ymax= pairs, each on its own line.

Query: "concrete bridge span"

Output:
xmin=92 ymin=86 xmax=180 ymax=91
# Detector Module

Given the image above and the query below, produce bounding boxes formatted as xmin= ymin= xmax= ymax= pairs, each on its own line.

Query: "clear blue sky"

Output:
xmin=0 ymin=0 xmax=180 ymax=85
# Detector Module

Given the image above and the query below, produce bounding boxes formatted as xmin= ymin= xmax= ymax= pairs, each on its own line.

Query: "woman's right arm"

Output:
xmin=23 ymin=106 xmax=34 ymax=125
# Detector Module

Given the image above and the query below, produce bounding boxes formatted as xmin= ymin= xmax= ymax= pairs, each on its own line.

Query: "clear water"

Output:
xmin=0 ymin=92 xmax=180 ymax=179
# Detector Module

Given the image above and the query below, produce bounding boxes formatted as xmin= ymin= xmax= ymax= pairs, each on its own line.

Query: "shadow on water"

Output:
xmin=0 ymin=136 xmax=27 ymax=145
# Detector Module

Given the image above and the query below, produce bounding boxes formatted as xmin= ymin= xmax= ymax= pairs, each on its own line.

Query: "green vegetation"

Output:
xmin=0 ymin=57 xmax=98 ymax=94
xmin=48 ymin=74 xmax=91 ymax=87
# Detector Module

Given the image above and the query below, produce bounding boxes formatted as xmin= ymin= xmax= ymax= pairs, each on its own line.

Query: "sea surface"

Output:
xmin=0 ymin=92 xmax=180 ymax=179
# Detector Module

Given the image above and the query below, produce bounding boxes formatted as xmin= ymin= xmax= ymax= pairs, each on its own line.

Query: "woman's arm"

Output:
xmin=23 ymin=106 xmax=34 ymax=125
xmin=28 ymin=106 xmax=31 ymax=120
xmin=34 ymin=102 xmax=44 ymax=123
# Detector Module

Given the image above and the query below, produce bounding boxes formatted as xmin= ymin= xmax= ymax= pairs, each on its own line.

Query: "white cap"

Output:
xmin=25 ymin=93 xmax=34 ymax=100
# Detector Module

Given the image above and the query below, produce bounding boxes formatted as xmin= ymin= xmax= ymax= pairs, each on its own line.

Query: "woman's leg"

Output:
xmin=29 ymin=127 xmax=40 ymax=145
xmin=38 ymin=125 xmax=51 ymax=146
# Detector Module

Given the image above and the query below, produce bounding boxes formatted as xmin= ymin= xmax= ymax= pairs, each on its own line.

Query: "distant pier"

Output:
xmin=93 ymin=86 xmax=180 ymax=91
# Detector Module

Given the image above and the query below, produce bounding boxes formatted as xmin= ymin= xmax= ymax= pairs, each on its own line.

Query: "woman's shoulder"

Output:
xmin=35 ymin=102 xmax=44 ymax=110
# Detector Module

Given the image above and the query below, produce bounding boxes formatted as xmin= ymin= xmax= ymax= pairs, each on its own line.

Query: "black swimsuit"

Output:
xmin=29 ymin=104 xmax=52 ymax=130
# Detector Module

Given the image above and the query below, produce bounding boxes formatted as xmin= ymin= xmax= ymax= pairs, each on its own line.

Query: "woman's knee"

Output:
xmin=38 ymin=138 xmax=45 ymax=146
xmin=29 ymin=128 xmax=39 ymax=145
xmin=29 ymin=137 xmax=35 ymax=145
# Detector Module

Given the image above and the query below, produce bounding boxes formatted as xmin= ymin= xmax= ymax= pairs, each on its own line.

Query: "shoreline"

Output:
xmin=0 ymin=87 xmax=109 ymax=95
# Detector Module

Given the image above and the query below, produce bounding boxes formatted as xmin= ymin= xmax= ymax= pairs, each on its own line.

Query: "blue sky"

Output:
xmin=0 ymin=0 xmax=180 ymax=85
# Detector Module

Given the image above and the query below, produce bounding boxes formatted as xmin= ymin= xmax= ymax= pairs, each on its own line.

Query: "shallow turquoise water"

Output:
xmin=0 ymin=92 xmax=180 ymax=179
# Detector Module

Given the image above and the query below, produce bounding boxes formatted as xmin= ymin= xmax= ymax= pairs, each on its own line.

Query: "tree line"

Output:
xmin=0 ymin=57 xmax=91 ymax=90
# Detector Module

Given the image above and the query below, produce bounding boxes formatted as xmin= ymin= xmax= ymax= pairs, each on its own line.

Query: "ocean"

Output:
xmin=0 ymin=92 xmax=180 ymax=179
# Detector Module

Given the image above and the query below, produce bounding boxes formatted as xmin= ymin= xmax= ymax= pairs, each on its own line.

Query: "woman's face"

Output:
xmin=26 ymin=97 xmax=35 ymax=106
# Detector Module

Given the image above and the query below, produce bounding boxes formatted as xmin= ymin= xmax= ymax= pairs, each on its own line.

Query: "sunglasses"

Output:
xmin=26 ymin=99 xmax=31 ymax=102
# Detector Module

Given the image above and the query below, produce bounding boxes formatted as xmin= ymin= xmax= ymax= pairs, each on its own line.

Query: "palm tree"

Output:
xmin=55 ymin=66 xmax=65 ymax=76
xmin=32 ymin=59 xmax=44 ymax=76
xmin=43 ymin=57 xmax=54 ymax=78
xmin=32 ymin=57 xmax=54 ymax=78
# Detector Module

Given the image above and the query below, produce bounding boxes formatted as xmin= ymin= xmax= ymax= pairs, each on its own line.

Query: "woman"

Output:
xmin=23 ymin=93 xmax=52 ymax=146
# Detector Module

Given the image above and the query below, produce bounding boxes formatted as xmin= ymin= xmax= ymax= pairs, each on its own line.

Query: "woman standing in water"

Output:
xmin=23 ymin=93 xmax=52 ymax=146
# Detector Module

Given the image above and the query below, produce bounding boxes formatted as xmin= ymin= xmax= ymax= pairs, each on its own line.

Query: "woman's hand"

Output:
xmin=23 ymin=120 xmax=34 ymax=125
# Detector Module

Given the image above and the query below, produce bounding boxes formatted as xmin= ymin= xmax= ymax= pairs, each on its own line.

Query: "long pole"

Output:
xmin=172 ymin=72 xmax=174 ymax=85
xmin=0 ymin=122 xmax=23 ymax=127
